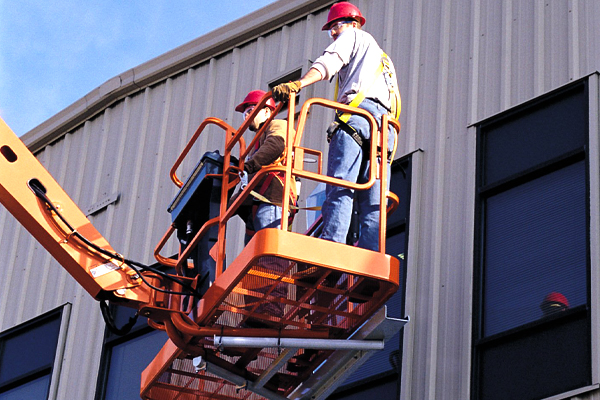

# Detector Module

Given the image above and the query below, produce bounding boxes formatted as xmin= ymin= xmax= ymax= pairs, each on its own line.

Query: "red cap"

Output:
xmin=235 ymin=90 xmax=276 ymax=113
xmin=541 ymin=292 xmax=569 ymax=308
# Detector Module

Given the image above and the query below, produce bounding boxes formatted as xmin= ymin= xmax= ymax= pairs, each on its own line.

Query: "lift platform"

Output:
xmin=143 ymin=306 xmax=407 ymax=400
xmin=142 ymin=93 xmax=405 ymax=399
xmin=143 ymin=227 xmax=402 ymax=396
xmin=0 ymin=91 xmax=405 ymax=400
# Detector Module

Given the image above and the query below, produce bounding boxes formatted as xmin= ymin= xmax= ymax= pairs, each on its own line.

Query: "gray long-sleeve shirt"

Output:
xmin=311 ymin=28 xmax=399 ymax=112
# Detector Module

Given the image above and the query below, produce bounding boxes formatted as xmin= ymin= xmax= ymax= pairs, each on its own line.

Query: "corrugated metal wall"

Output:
xmin=1 ymin=0 xmax=600 ymax=399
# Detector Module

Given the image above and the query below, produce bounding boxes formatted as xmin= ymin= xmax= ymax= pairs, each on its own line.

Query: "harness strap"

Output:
xmin=249 ymin=190 xmax=321 ymax=211
xmin=335 ymin=61 xmax=385 ymax=124
xmin=246 ymin=171 xmax=300 ymax=237
xmin=328 ymin=116 xmax=364 ymax=148
xmin=332 ymin=51 xmax=399 ymax=156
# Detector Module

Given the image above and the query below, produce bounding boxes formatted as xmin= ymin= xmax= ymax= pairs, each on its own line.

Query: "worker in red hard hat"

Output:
xmin=321 ymin=1 xmax=366 ymax=32
xmin=540 ymin=292 xmax=569 ymax=317
xmin=233 ymin=89 xmax=296 ymax=244
xmin=272 ymin=2 xmax=401 ymax=252
xmin=230 ymin=90 xmax=295 ymax=329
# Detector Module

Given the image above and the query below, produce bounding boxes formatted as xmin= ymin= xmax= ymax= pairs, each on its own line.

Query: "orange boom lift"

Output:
xmin=0 ymin=92 xmax=407 ymax=400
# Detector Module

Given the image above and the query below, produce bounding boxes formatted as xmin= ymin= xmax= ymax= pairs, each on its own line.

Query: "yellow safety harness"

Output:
xmin=330 ymin=51 xmax=400 ymax=159
xmin=334 ymin=51 xmax=401 ymax=124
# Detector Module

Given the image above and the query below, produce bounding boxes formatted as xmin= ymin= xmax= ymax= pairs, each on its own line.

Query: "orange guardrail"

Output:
xmin=155 ymin=91 xmax=400 ymax=276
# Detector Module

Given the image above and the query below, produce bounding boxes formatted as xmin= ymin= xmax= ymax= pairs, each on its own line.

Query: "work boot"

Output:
xmin=287 ymin=349 xmax=319 ymax=373
xmin=293 ymin=264 xmax=321 ymax=285
xmin=241 ymin=317 xmax=278 ymax=329
xmin=348 ymin=280 xmax=380 ymax=303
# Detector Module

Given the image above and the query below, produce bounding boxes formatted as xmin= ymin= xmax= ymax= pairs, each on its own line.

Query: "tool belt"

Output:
xmin=327 ymin=113 xmax=364 ymax=147
xmin=327 ymin=112 xmax=393 ymax=161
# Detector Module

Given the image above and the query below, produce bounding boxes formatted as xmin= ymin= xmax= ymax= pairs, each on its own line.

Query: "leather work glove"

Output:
xmin=272 ymin=81 xmax=301 ymax=102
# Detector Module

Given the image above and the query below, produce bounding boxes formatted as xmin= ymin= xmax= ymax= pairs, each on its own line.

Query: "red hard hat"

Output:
xmin=542 ymin=292 xmax=569 ymax=308
xmin=235 ymin=90 xmax=276 ymax=113
xmin=321 ymin=2 xmax=366 ymax=31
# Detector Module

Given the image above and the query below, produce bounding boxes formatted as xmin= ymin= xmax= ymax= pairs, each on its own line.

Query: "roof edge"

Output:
xmin=22 ymin=0 xmax=336 ymax=153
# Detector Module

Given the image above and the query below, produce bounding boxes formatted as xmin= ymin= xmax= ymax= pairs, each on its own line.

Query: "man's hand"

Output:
xmin=272 ymin=81 xmax=301 ymax=102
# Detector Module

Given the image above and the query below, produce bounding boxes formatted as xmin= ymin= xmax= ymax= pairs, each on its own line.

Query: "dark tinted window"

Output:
xmin=0 ymin=308 xmax=63 ymax=398
xmin=473 ymin=80 xmax=590 ymax=399
xmin=0 ymin=376 xmax=51 ymax=400
xmin=483 ymin=161 xmax=587 ymax=336
xmin=478 ymin=314 xmax=590 ymax=400
xmin=103 ymin=329 xmax=168 ymax=400
xmin=96 ymin=269 xmax=172 ymax=400
xmin=482 ymin=84 xmax=586 ymax=186
xmin=339 ymin=157 xmax=410 ymax=392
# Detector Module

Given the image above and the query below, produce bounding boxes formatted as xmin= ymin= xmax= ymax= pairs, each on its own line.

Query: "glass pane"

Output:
xmin=478 ymin=314 xmax=590 ymax=400
xmin=388 ymin=160 xmax=410 ymax=229
xmin=0 ymin=375 xmax=50 ymax=400
xmin=104 ymin=330 xmax=168 ymax=400
xmin=386 ymin=231 xmax=406 ymax=269
xmin=0 ymin=314 xmax=61 ymax=385
xmin=482 ymin=83 xmax=586 ymax=186
xmin=106 ymin=307 xmax=150 ymax=340
xmin=483 ymin=161 xmax=587 ymax=336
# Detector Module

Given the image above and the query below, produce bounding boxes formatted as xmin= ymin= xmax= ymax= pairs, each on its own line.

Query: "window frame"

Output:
xmin=332 ymin=153 xmax=414 ymax=397
xmin=95 ymin=265 xmax=175 ymax=400
xmin=471 ymin=75 xmax=598 ymax=399
xmin=0 ymin=303 xmax=71 ymax=400
xmin=94 ymin=303 xmax=169 ymax=400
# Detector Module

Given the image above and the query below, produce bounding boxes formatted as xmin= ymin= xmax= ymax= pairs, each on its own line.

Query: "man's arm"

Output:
xmin=244 ymin=120 xmax=289 ymax=173
xmin=298 ymin=68 xmax=324 ymax=89
xmin=244 ymin=135 xmax=285 ymax=173
xmin=272 ymin=68 xmax=323 ymax=102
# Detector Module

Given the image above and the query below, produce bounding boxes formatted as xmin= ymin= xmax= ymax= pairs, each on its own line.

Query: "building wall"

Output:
xmin=1 ymin=0 xmax=600 ymax=399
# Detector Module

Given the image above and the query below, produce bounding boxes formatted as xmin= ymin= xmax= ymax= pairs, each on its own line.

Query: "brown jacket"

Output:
xmin=245 ymin=119 xmax=294 ymax=205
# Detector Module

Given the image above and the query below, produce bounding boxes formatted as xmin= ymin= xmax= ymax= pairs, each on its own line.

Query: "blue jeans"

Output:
xmin=244 ymin=203 xmax=282 ymax=245
xmin=320 ymin=99 xmax=395 ymax=251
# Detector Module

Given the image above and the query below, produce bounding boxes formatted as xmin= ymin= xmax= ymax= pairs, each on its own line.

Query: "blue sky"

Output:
xmin=0 ymin=0 xmax=278 ymax=136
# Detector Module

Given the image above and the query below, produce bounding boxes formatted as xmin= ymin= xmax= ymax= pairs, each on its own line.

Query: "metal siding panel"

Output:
xmin=285 ymin=19 xmax=310 ymax=70
xmin=236 ymin=40 xmax=265 ymax=96
xmin=512 ymin=1 xmax=536 ymax=105
xmin=584 ymin=0 xmax=600 ymax=77
xmin=545 ymin=1 xmax=570 ymax=88
xmin=436 ymin=2 xmax=472 ymax=397
xmin=159 ymin=74 xmax=197 ymax=258
xmin=589 ymin=74 xmax=600 ymax=386
xmin=183 ymin=64 xmax=214 ymax=179
xmin=111 ymin=91 xmax=150 ymax=261
xmin=397 ymin=0 xmax=423 ymax=154
xmin=139 ymin=80 xmax=173 ymax=259
xmin=302 ymin=14 xmax=318 ymax=72
xmin=98 ymin=98 xmax=136 ymax=251
xmin=479 ymin=0 xmax=503 ymax=118
xmin=260 ymin=31 xmax=282 ymax=83
xmin=173 ymin=68 xmax=199 ymax=182
xmin=0 ymin=219 xmax=28 ymax=329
